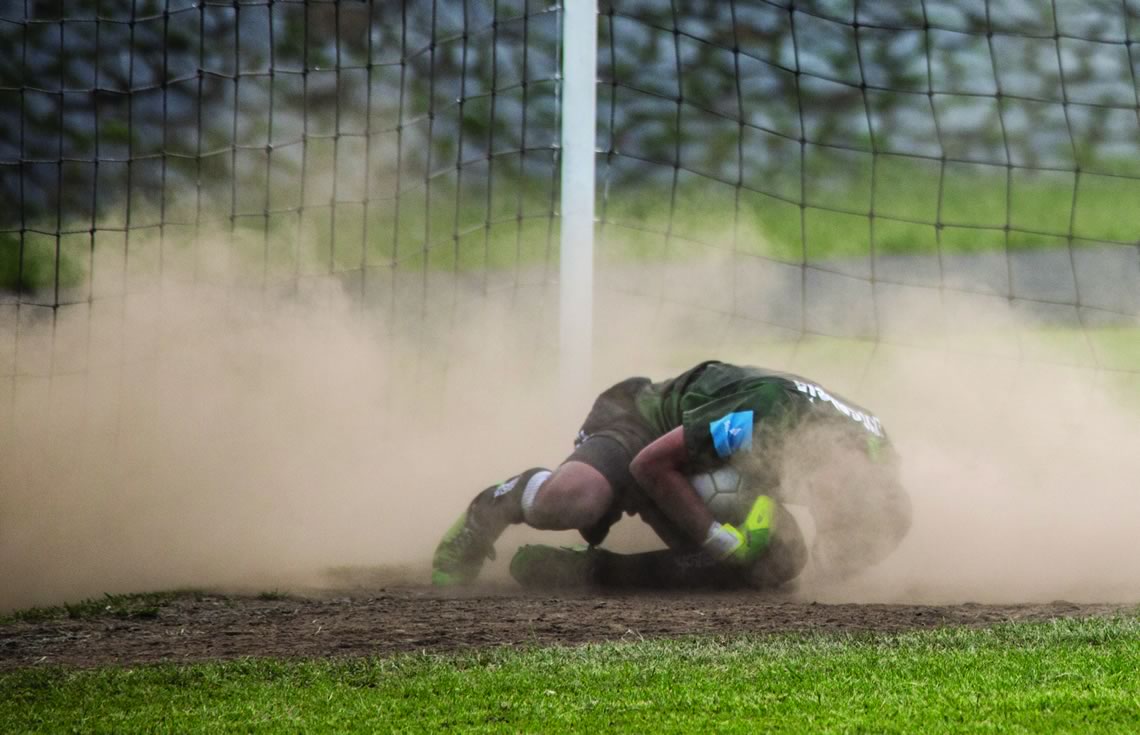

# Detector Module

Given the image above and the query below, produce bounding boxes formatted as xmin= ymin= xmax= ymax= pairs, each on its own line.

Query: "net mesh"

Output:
xmin=1 ymin=0 xmax=564 ymax=423
xmin=2 ymin=0 xmax=1139 ymax=427
xmin=594 ymin=0 xmax=1139 ymax=388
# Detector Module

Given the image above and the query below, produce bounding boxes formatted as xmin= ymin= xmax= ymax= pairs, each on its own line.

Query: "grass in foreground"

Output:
xmin=2 ymin=616 xmax=1138 ymax=733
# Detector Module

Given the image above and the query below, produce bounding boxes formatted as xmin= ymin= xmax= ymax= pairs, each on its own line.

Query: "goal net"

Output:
xmin=591 ymin=0 xmax=1138 ymax=393
xmin=2 ymin=0 xmax=1138 ymax=434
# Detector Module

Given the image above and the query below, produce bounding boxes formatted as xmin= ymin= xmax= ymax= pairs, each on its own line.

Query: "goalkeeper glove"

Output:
xmin=702 ymin=495 xmax=776 ymax=565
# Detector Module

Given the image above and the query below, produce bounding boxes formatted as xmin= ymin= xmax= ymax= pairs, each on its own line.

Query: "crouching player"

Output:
xmin=431 ymin=360 xmax=911 ymax=590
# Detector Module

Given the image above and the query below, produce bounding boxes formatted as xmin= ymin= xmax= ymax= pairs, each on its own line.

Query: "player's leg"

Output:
xmin=431 ymin=466 xmax=555 ymax=586
xmin=517 ymin=460 xmax=616 ymax=531
xmin=431 ymin=453 xmax=624 ymax=585
xmin=432 ymin=378 xmax=651 ymax=586
xmin=510 ymin=502 xmax=808 ymax=590
xmin=749 ymin=501 xmax=810 ymax=588
xmin=509 ymin=545 xmax=734 ymax=590
xmin=613 ymin=500 xmax=806 ymax=588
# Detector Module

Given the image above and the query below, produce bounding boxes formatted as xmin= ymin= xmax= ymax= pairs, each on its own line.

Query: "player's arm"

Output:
xmin=629 ymin=427 xmax=714 ymax=545
xmin=630 ymin=427 xmax=770 ymax=564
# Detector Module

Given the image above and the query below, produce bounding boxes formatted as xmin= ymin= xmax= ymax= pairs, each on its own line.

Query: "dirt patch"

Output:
xmin=0 ymin=588 xmax=1131 ymax=670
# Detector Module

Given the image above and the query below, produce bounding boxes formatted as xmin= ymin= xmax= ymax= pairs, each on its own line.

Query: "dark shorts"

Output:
xmin=563 ymin=377 xmax=658 ymax=544
xmin=576 ymin=377 xmax=657 ymax=455
xmin=567 ymin=377 xmax=656 ymax=492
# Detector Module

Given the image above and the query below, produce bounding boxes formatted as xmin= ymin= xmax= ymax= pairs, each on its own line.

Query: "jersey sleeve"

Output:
xmin=681 ymin=382 xmax=792 ymax=467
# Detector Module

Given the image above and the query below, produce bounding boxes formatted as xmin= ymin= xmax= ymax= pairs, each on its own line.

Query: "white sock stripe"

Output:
xmin=520 ymin=470 xmax=552 ymax=524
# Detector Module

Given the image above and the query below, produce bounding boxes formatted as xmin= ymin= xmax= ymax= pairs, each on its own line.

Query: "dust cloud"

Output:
xmin=596 ymin=254 xmax=1140 ymax=604
xmin=0 ymin=270 xmax=572 ymax=611
xmin=2 ymin=251 xmax=1138 ymax=611
xmin=739 ymin=347 xmax=1140 ymax=605
xmin=822 ymin=348 xmax=1140 ymax=604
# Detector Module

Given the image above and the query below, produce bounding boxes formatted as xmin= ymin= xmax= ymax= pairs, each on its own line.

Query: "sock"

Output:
xmin=519 ymin=469 xmax=552 ymax=524
xmin=473 ymin=467 xmax=551 ymax=530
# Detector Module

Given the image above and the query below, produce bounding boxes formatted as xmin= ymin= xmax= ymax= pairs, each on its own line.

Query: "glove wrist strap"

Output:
xmin=702 ymin=521 xmax=742 ymax=560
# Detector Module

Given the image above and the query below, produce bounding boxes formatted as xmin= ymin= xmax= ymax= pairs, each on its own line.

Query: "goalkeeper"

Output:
xmin=431 ymin=360 xmax=911 ymax=590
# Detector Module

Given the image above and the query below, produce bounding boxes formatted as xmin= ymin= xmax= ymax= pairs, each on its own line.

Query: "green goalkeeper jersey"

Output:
xmin=634 ymin=361 xmax=886 ymax=467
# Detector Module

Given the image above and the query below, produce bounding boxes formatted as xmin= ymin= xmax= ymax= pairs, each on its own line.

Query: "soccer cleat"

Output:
xmin=509 ymin=544 xmax=597 ymax=589
xmin=432 ymin=471 xmax=549 ymax=586
xmin=431 ymin=509 xmax=497 ymax=586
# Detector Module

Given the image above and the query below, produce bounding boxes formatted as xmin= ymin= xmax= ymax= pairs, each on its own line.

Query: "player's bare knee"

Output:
xmin=569 ymin=481 xmax=614 ymax=528
xmin=522 ymin=461 xmax=614 ymax=531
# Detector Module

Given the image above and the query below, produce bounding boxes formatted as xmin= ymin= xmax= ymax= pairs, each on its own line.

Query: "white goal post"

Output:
xmin=559 ymin=0 xmax=599 ymax=404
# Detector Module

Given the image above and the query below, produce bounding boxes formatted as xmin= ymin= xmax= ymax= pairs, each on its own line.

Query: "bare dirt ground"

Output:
xmin=1 ymin=586 xmax=1132 ymax=670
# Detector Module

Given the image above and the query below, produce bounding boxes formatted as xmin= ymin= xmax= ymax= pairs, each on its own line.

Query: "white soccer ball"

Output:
xmin=689 ymin=465 xmax=747 ymax=523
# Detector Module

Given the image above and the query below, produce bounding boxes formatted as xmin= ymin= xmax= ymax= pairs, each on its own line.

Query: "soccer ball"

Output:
xmin=689 ymin=465 xmax=747 ymax=524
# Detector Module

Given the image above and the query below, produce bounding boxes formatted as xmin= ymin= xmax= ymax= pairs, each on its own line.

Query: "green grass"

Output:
xmin=600 ymin=162 xmax=1140 ymax=265
xmin=0 ymin=231 xmax=87 ymax=294
xmin=6 ymin=161 xmax=1137 ymax=294
xmin=1096 ymin=327 xmax=1140 ymax=368
xmin=2 ymin=616 xmax=1139 ymax=733
xmin=268 ymin=165 xmax=1133 ymax=273
xmin=0 ymin=591 xmax=204 ymax=626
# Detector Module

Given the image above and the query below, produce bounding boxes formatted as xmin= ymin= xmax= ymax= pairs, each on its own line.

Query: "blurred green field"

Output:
xmin=3 ymin=615 xmax=1138 ymax=733
xmin=604 ymin=160 xmax=1140 ymax=264
xmin=4 ymin=163 xmax=1137 ymax=292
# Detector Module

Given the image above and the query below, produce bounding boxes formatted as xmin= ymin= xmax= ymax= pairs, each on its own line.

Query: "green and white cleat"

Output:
xmin=431 ymin=510 xmax=496 ymax=586
xmin=509 ymin=544 xmax=597 ymax=589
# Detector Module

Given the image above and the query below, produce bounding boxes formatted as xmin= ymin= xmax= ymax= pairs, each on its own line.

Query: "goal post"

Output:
xmin=559 ymin=0 xmax=599 ymax=405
